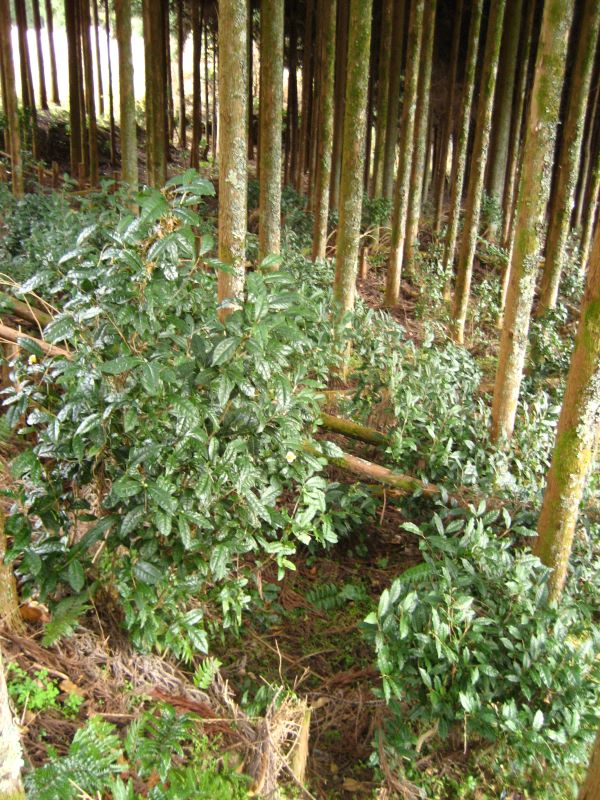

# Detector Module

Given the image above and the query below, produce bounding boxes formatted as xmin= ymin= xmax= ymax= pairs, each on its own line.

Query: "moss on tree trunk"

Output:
xmin=491 ymin=0 xmax=575 ymax=444
xmin=452 ymin=0 xmax=506 ymax=344
xmin=533 ymin=222 xmax=600 ymax=600
xmin=217 ymin=0 xmax=248 ymax=320
xmin=579 ymin=724 xmax=600 ymax=800
xmin=258 ymin=0 xmax=284 ymax=262
xmin=370 ymin=0 xmax=393 ymax=198
xmin=381 ymin=0 xmax=405 ymax=202
xmin=80 ymin=0 xmax=99 ymax=186
xmin=0 ymin=0 xmax=23 ymax=197
xmin=538 ymin=0 xmax=600 ymax=313
xmin=384 ymin=0 xmax=424 ymax=306
xmin=115 ymin=0 xmax=138 ymax=189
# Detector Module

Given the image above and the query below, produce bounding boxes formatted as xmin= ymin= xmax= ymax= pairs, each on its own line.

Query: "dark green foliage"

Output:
xmin=364 ymin=506 xmax=600 ymax=785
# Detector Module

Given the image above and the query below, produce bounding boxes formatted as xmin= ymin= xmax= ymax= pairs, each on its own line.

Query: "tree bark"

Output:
xmin=0 ymin=0 xmax=23 ymax=196
xmin=491 ymin=0 xmax=575 ymax=445
xmin=574 ymin=64 xmax=600 ymax=232
xmin=143 ymin=0 xmax=168 ymax=186
xmin=329 ymin=0 xmax=349 ymax=212
xmin=14 ymin=0 xmax=38 ymax=159
xmin=45 ymin=0 xmax=60 ymax=104
xmin=258 ymin=0 xmax=284 ymax=261
xmin=65 ymin=0 xmax=83 ymax=175
xmin=538 ymin=0 xmax=600 ymax=314
xmin=384 ymin=0 xmax=425 ymax=306
xmin=432 ymin=0 xmax=462 ymax=235
xmin=104 ymin=0 xmax=116 ymax=164
xmin=296 ymin=0 xmax=315 ymax=194
xmin=533 ymin=219 xmax=600 ymax=600
xmin=177 ymin=0 xmax=186 ymax=147
xmin=371 ymin=0 xmax=393 ymax=198
xmin=581 ymin=147 xmax=600 ymax=269
xmin=217 ymin=0 xmax=248 ymax=320
xmin=204 ymin=14 xmax=210 ymax=150
xmin=441 ymin=0 xmax=484 ymax=289
xmin=311 ymin=0 xmax=336 ymax=261
xmin=0 ymin=649 xmax=25 ymax=800
xmin=452 ymin=0 xmax=506 ymax=344
xmin=333 ymin=0 xmax=373 ymax=322
xmin=32 ymin=0 xmax=48 ymax=110
xmin=381 ymin=0 xmax=405 ymax=202
xmin=247 ymin=0 xmax=254 ymax=160
xmin=115 ymin=0 xmax=137 ymax=189
xmin=287 ymin=9 xmax=299 ymax=185
xmin=403 ymin=0 xmax=436 ymax=278
xmin=92 ymin=0 xmax=104 ymax=115
xmin=579 ymin=725 xmax=600 ymax=800
xmin=80 ymin=0 xmax=99 ymax=186
xmin=190 ymin=0 xmax=203 ymax=168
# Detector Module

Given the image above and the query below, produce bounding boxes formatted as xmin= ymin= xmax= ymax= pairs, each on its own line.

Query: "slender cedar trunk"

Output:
xmin=403 ymin=0 xmax=436 ymax=278
xmin=115 ymin=0 xmax=137 ymax=188
xmin=308 ymin=2 xmax=323 ymax=208
xmin=0 ymin=0 xmax=23 ymax=196
xmin=371 ymin=0 xmax=393 ymax=197
xmin=143 ymin=0 xmax=168 ymax=186
xmin=296 ymin=0 xmax=315 ymax=194
xmin=329 ymin=0 xmax=349 ymax=211
xmin=533 ymin=220 xmax=600 ymax=600
xmin=15 ymin=0 xmax=38 ymax=158
xmin=212 ymin=29 xmax=218 ymax=160
xmin=32 ymin=0 xmax=48 ymax=110
xmin=442 ymin=0 xmax=483 ymax=292
xmin=217 ymin=0 xmax=247 ymax=319
xmin=65 ymin=0 xmax=83 ymax=174
xmin=312 ymin=0 xmax=336 ymax=260
xmin=384 ymin=0 xmax=425 ymax=306
xmin=247 ymin=0 xmax=254 ymax=159
xmin=581 ymin=148 xmax=600 ymax=267
xmin=190 ymin=0 xmax=203 ymax=168
xmin=485 ymin=0 xmax=522 ymax=238
xmin=0 ymin=648 xmax=25 ymax=800
xmin=491 ymin=0 xmax=574 ymax=445
xmin=92 ymin=0 xmax=104 ymax=115
xmin=45 ymin=0 xmax=60 ymax=103
xmin=204 ymin=17 xmax=210 ymax=149
xmin=258 ymin=0 xmax=283 ymax=261
xmin=333 ymin=0 xmax=373 ymax=323
xmin=287 ymin=11 xmax=299 ymax=185
xmin=432 ymin=0 xmax=462 ymax=234
xmin=177 ymin=0 xmax=186 ymax=146
xmin=104 ymin=0 xmax=116 ymax=164
xmin=80 ymin=0 xmax=99 ymax=186
xmin=579 ymin=725 xmax=600 ymax=800
xmin=164 ymin=0 xmax=175 ymax=146
xmin=574 ymin=70 xmax=600 ymax=232
xmin=538 ymin=0 xmax=600 ymax=313
xmin=381 ymin=0 xmax=405 ymax=202
xmin=452 ymin=0 xmax=506 ymax=344
xmin=363 ymin=55 xmax=374 ymax=193
xmin=501 ymin=0 xmax=536 ymax=250
xmin=77 ymin=0 xmax=88 ymax=176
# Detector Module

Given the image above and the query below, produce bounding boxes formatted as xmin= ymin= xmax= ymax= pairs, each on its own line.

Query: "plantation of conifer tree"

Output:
xmin=1 ymin=0 xmax=600 ymax=797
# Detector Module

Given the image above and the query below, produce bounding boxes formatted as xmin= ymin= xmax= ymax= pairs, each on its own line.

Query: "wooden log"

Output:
xmin=319 ymin=412 xmax=389 ymax=446
xmin=0 ymin=324 xmax=69 ymax=358
xmin=0 ymin=293 xmax=52 ymax=326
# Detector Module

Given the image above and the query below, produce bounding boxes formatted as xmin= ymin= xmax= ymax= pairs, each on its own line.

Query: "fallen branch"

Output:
xmin=318 ymin=412 xmax=389 ymax=446
xmin=0 ymin=324 xmax=69 ymax=358
xmin=0 ymin=293 xmax=52 ymax=327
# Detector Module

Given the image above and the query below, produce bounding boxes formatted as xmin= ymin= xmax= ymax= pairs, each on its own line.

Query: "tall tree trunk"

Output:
xmin=258 ymin=0 xmax=284 ymax=261
xmin=190 ymin=0 xmax=203 ymax=168
xmin=579 ymin=725 xmax=600 ymax=800
xmin=333 ymin=0 xmax=373 ymax=321
xmin=177 ymin=0 xmax=186 ymax=147
xmin=371 ymin=0 xmax=393 ymax=197
xmin=312 ymin=0 xmax=336 ymax=260
xmin=491 ymin=0 xmax=574 ymax=445
xmin=217 ymin=0 xmax=248 ymax=320
xmin=403 ymin=0 xmax=436 ymax=278
xmin=247 ymin=0 xmax=254 ymax=159
xmin=296 ymin=0 xmax=315 ymax=194
xmin=287 ymin=9 xmax=299 ymax=185
xmin=92 ymin=0 xmax=104 ymax=115
xmin=65 ymin=0 xmax=83 ymax=174
xmin=164 ymin=0 xmax=175 ymax=146
xmin=80 ymin=0 xmax=99 ymax=185
xmin=329 ymin=0 xmax=349 ymax=212
xmin=143 ymin=0 xmax=168 ymax=186
xmin=32 ymin=0 xmax=48 ymax=110
xmin=432 ymin=0 xmax=462 ymax=234
xmin=581 ymin=147 xmax=600 ymax=268
xmin=574 ymin=66 xmax=600 ymax=232
xmin=103 ymin=0 xmax=116 ymax=164
xmin=452 ymin=0 xmax=506 ymax=344
xmin=212 ymin=28 xmax=218 ymax=161
xmin=45 ymin=0 xmax=60 ymax=104
xmin=533 ymin=218 xmax=600 ymax=600
xmin=204 ymin=15 xmax=210 ymax=150
xmin=381 ymin=0 xmax=405 ymax=202
xmin=115 ymin=0 xmax=137 ymax=188
xmin=384 ymin=0 xmax=425 ymax=307
xmin=0 ymin=0 xmax=23 ymax=196
xmin=442 ymin=0 xmax=484 ymax=291
xmin=0 ymin=648 xmax=25 ymax=800
xmin=14 ymin=0 xmax=38 ymax=158
xmin=538 ymin=0 xmax=600 ymax=314
xmin=363 ymin=53 xmax=374 ymax=194
xmin=485 ymin=0 xmax=522 ymax=238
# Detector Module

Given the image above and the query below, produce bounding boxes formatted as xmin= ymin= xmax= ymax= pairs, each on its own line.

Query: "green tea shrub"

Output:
xmin=365 ymin=505 xmax=600 ymax=787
